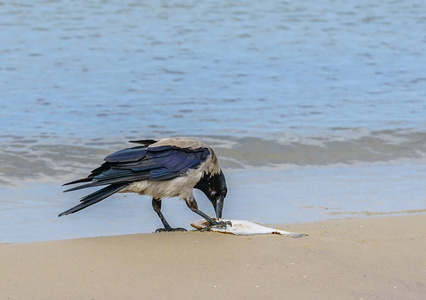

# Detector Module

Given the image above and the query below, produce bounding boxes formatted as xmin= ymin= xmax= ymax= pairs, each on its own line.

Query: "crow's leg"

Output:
xmin=152 ymin=198 xmax=186 ymax=232
xmin=185 ymin=196 xmax=230 ymax=230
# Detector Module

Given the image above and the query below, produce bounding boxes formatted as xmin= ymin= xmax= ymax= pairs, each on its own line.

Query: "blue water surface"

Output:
xmin=1 ymin=0 xmax=425 ymax=139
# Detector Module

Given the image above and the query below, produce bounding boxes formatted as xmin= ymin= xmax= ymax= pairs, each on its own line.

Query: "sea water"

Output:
xmin=1 ymin=0 xmax=425 ymax=242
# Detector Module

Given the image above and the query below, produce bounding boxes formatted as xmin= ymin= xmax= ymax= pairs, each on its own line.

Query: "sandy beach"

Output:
xmin=1 ymin=214 xmax=425 ymax=300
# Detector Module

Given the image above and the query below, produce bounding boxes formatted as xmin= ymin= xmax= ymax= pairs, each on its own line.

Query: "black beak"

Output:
xmin=215 ymin=195 xmax=224 ymax=219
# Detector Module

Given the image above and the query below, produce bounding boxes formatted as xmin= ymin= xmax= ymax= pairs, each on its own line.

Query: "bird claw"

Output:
xmin=201 ymin=220 xmax=232 ymax=231
xmin=155 ymin=227 xmax=187 ymax=233
xmin=215 ymin=220 xmax=232 ymax=228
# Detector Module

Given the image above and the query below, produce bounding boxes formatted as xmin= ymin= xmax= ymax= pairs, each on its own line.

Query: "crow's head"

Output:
xmin=195 ymin=170 xmax=227 ymax=219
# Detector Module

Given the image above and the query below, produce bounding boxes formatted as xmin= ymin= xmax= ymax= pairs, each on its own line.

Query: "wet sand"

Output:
xmin=1 ymin=214 xmax=425 ymax=299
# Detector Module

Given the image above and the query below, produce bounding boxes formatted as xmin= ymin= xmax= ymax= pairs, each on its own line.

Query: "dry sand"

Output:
xmin=1 ymin=214 xmax=425 ymax=299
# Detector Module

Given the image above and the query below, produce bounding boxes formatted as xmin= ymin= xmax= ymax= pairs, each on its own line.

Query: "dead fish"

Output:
xmin=190 ymin=219 xmax=306 ymax=237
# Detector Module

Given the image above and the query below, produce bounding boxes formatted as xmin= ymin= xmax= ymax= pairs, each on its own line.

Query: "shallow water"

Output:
xmin=2 ymin=163 xmax=426 ymax=243
xmin=1 ymin=0 xmax=426 ymax=242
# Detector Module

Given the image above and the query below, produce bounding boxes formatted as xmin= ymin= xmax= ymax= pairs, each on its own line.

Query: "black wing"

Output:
xmin=63 ymin=144 xmax=210 ymax=192
xmin=59 ymin=144 xmax=210 ymax=216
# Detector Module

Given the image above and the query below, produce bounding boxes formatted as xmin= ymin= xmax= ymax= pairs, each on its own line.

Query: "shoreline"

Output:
xmin=1 ymin=214 xmax=425 ymax=299
xmin=3 ymin=161 xmax=426 ymax=243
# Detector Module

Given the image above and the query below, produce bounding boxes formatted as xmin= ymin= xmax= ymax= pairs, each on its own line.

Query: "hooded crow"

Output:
xmin=59 ymin=137 xmax=229 ymax=232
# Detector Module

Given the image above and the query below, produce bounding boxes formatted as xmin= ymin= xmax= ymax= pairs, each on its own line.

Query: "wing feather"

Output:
xmin=63 ymin=144 xmax=210 ymax=191
xmin=105 ymin=147 xmax=147 ymax=163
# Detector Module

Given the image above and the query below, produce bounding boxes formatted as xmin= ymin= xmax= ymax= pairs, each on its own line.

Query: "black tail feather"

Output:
xmin=63 ymin=182 xmax=101 ymax=193
xmin=63 ymin=173 xmax=151 ymax=193
xmin=58 ymin=184 xmax=128 ymax=217
xmin=62 ymin=177 xmax=93 ymax=186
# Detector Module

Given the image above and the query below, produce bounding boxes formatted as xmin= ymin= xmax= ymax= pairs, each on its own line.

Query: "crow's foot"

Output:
xmin=201 ymin=220 xmax=232 ymax=231
xmin=223 ymin=220 xmax=233 ymax=227
xmin=155 ymin=227 xmax=187 ymax=233
xmin=215 ymin=220 xmax=232 ymax=228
